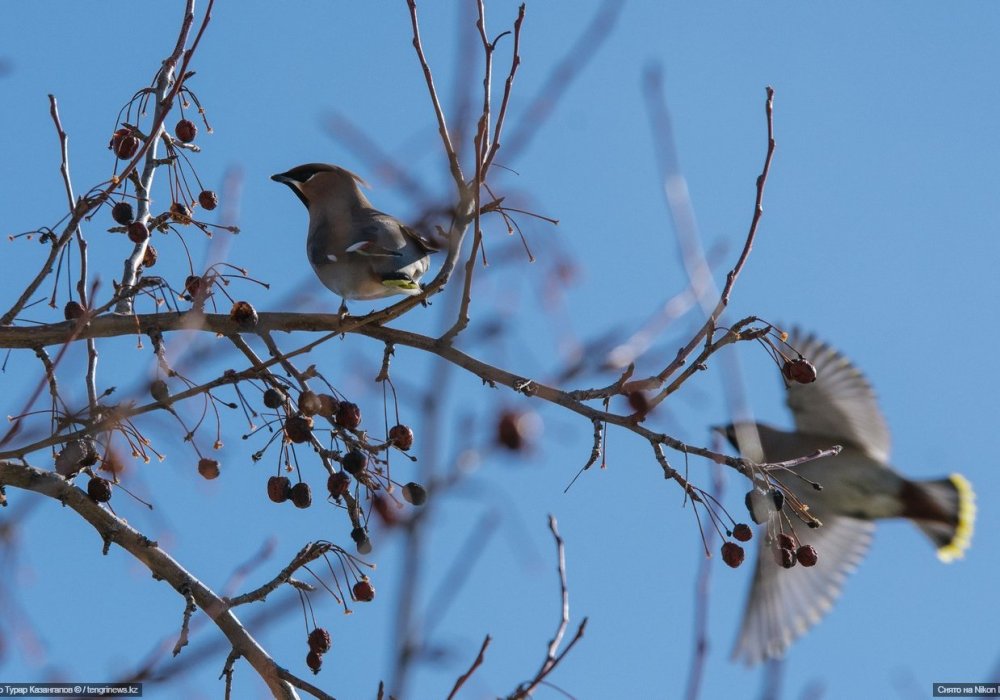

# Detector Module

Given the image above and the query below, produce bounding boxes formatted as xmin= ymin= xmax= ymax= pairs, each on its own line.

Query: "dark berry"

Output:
xmin=87 ymin=476 xmax=112 ymax=502
xmin=350 ymin=526 xmax=367 ymax=545
xmin=732 ymin=523 xmax=753 ymax=542
xmin=775 ymin=546 xmax=797 ymax=568
xmin=110 ymin=128 xmax=140 ymax=159
xmin=284 ymin=415 xmax=313 ymax=444
xmin=111 ymin=201 xmax=135 ymax=225
xmin=267 ymin=475 xmax=291 ymax=503
xmin=229 ymin=300 xmax=258 ymax=329
xmin=721 ymin=541 xmax=745 ymax=568
xmin=308 ymin=627 xmax=331 ymax=655
xmin=306 ymin=649 xmax=322 ymax=674
xmin=352 ymin=578 xmax=375 ymax=602
xmin=175 ymin=119 xmax=197 ymax=143
xmin=317 ymin=394 xmax=339 ymax=418
xmin=777 ymin=533 xmax=795 ymax=550
xmin=388 ymin=424 xmax=414 ymax=451
xmin=372 ymin=494 xmax=398 ymax=526
xmin=497 ymin=411 xmax=523 ymax=450
xmin=64 ymin=301 xmax=85 ymax=321
xmin=263 ymin=387 xmax=287 ymax=410
xmin=335 ymin=401 xmax=361 ymax=429
xmin=127 ymin=221 xmax=149 ymax=243
xmin=298 ymin=390 xmax=322 ymax=417
xmin=327 ymin=471 xmax=350 ymax=499
xmin=796 ymin=544 xmax=818 ymax=567
xmin=142 ymin=244 xmax=158 ymax=268
xmin=170 ymin=202 xmax=192 ymax=224
xmin=782 ymin=358 xmax=818 ymax=384
xmin=150 ymin=379 xmax=169 ymax=402
xmin=627 ymin=390 xmax=650 ymax=416
xmin=401 ymin=482 xmax=427 ymax=506
xmin=342 ymin=449 xmax=367 ymax=475
xmin=290 ymin=482 xmax=312 ymax=508
xmin=198 ymin=189 xmax=218 ymax=211
xmin=771 ymin=489 xmax=785 ymax=512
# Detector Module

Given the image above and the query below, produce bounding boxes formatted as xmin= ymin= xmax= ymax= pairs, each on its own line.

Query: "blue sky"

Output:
xmin=1 ymin=2 xmax=998 ymax=699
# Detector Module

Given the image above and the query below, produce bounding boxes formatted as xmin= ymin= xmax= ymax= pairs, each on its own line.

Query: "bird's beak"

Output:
xmin=271 ymin=172 xmax=309 ymax=208
xmin=270 ymin=172 xmax=293 ymax=184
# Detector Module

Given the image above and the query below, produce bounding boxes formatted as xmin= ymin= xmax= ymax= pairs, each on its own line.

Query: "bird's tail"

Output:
xmin=902 ymin=473 xmax=976 ymax=562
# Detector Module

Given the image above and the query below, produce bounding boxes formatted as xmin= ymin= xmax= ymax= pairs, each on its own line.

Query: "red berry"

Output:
xmin=198 ymin=189 xmax=218 ymax=211
xmin=372 ymin=494 xmax=398 ymax=526
xmin=796 ymin=544 xmax=818 ymax=567
xmin=290 ymin=482 xmax=312 ymax=509
xmin=782 ymin=358 xmax=818 ymax=384
xmin=198 ymin=458 xmax=220 ymax=480
xmin=388 ymin=424 xmax=414 ymax=451
xmin=777 ymin=533 xmax=795 ymax=551
xmin=267 ymin=476 xmax=291 ymax=503
xmin=127 ymin=221 xmax=149 ymax=243
xmin=732 ymin=523 xmax=753 ymax=542
xmin=335 ymin=401 xmax=361 ymax=429
xmin=721 ymin=541 xmax=745 ymax=568
xmin=497 ymin=411 xmax=523 ymax=450
xmin=110 ymin=128 xmax=140 ymax=159
xmin=175 ymin=119 xmax=197 ymax=143
xmin=352 ymin=578 xmax=375 ymax=602
xmin=317 ymin=394 xmax=339 ymax=418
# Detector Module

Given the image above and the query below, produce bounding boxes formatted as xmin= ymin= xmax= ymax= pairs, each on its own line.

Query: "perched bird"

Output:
xmin=271 ymin=163 xmax=434 ymax=315
xmin=719 ymin=330 xmax=975 ymax=665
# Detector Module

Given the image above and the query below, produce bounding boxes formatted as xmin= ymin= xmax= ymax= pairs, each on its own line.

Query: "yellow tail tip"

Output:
xmin=937 ymin=473 xmax=975 ymax=563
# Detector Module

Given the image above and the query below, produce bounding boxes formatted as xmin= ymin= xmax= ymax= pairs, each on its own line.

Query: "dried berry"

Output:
xmin=55 ymin=438 xmax=99 ymax=476
xmin=775 ymin=546 xmax=797 ymax=569
xmin=317 ymin=394 xmax=339 ymax=418
xmin=627 ymin=390 xmax=650 ymax=416
xmin=175 ymin=119 xmax=197 ymax=143
xmin=327 ymin=471 xmax=350 ymax=499
xmin=401 ymin=482 xmax=427 ymax=506
xmin=263 ymin=387 xmax=287 ymax=410
xmin=142 ymin=244 xmax=158 ymax=268
xmin=732 ymin=523 xmax=753 ymax=542
xmin=150 ymin=379 xmax=169 ymax=402
xmin=267 ymin=475 xmax=291 ymax=503
xmin=290 ymin=482 xmax=312 ymax=508
xmin=64 ymin=300 xmax=85 ymax=321
xmin=127 ymin=221 xmax=149 ymax=243
xmin=284 ymin=415 xmax=314 ymax=444
xmin=342 ymin=449 xmax=367 ymax=475
xmin=110 ymin=128 xmax=140 ymax=159
xmin=721 ymin=541 xmax=745 ymax=568
xmin=185 ymin=275 xmax=204 ymax=299
xmin=87 ymin=476 xmax=113 ymax=503
xmin=777 ymin=533 xmax=795 ymax=551
xmin=111 ymin=201 xmax=135 ymax=225
xmin=198 ymin=189 xmax=218 ymax=211
xmin=198 ymin=458 xmax=220 ymax=480
xmin=782 ymin=358 xmax=818 ymax=384
xmin=497 ymin=411 xmax=524 ymax=451
xmin=388 ymin=424 xmax=414 ymax=451
xmin=352 ymin=578 xmax=375 ymax=602
xmin=298 ymin=390 xmax=322 ymax=417
xmin=308 ymin=627 xmax=331 ymax=655
xmin=229 ymin=300 xmax=258 ymax=329
xmin=796 ymin=544 xmax=818 ymax=567
xmin=306 ymin=649 xmax=322 ymax=674
xmin=335 ymin=401 xmax=361 ymax=430
xmin=170 ymin=202 xmax=192 ymax=224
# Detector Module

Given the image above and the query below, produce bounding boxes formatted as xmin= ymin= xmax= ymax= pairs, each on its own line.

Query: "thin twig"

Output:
xmin=446 ymin=635 xmax=492 ymax=700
